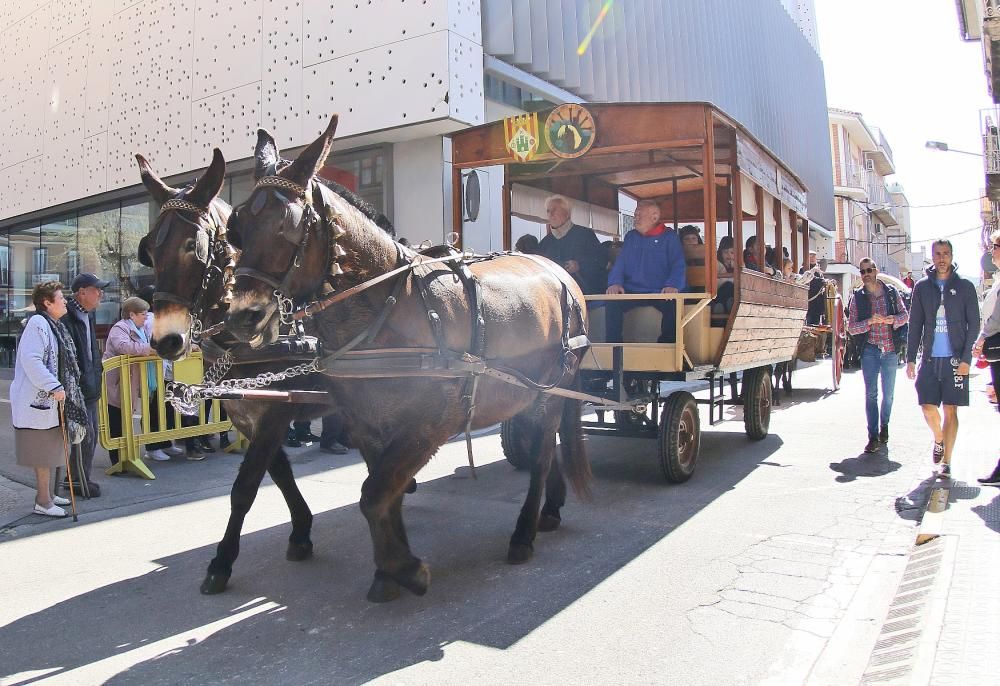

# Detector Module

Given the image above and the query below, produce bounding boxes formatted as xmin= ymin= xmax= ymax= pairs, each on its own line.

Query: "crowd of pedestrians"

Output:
xmin=10 ymin=274 xmax=353 ymax=518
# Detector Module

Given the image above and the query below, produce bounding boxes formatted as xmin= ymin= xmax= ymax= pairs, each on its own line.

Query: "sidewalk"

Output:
xmin=859 ymin=370 xmax=1000 ymax=685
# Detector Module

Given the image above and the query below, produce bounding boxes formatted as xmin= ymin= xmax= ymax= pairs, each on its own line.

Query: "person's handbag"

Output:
xmin=982 ymin=332 xmax=1000 ymax=362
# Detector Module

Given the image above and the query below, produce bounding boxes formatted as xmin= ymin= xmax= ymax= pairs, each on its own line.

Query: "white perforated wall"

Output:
xmin=0 ymin=0 xmax=484 ymax=222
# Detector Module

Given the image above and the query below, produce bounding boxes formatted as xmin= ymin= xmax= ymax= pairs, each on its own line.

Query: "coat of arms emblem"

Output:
xmin=503 ymin=113 xmax=540 ymax=163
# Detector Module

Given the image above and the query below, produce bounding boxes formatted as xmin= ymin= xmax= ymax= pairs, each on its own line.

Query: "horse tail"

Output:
xmin=558 ymin=395 xmax=592 ymax=500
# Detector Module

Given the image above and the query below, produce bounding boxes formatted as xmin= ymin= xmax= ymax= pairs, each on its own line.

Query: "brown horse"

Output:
xmin=134 ymin=151 xmax=329 ymax=593
xmin=224 ymin=115 xmax=593 ymax=602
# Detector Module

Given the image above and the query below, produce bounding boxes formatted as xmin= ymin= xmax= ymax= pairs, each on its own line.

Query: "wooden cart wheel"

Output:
xmin=500 ymin=419 xmax=531 ymax=471
xmin=743 ymin=367 xmax=772 ymax=440
xmin=658 ymin=392 xmax=700 ymax=483
xmin=832 ymin=298 xmax=846 ymax=391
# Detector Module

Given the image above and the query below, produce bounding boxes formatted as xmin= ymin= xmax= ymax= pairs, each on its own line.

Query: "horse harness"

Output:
xmin=152 ymin=195 xmax=234 ymax=341
xmin=178 ymin=174 xmax=594 ymax=470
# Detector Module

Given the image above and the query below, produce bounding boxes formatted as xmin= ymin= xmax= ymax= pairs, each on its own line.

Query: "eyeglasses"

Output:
xmin=860 ymin=267 xmax=876 ymax=275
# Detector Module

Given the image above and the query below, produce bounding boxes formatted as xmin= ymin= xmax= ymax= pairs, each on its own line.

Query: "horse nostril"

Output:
xmin=156 ymin=333 xmax=183 ymax=357
xmin=246 ymin=307 xmax=266 ymax=326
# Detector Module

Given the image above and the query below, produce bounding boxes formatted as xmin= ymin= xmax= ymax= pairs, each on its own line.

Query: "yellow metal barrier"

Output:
xmin=98 ymin=351 xmax=244 ymax=479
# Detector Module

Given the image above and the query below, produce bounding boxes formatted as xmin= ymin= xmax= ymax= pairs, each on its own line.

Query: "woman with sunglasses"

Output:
xmin=972 ymin=231 xmax=1000 ymax=486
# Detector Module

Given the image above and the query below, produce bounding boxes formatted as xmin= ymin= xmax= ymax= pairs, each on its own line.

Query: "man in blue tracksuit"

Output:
xmin=906 ymin=240 xmax=980 ymax=477
xmin=606 ymin=199 xmax=687 ymax=343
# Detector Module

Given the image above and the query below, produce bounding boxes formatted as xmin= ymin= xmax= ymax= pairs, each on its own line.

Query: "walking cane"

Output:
xmin=58 ymin=401 xmax=79 ymax=522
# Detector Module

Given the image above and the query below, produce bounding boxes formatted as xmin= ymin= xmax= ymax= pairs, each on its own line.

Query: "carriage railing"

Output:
xmin=98 ymin=351 xmax=243 ymax=479
xmin=583 ymin=293 xmax=712 ymax=372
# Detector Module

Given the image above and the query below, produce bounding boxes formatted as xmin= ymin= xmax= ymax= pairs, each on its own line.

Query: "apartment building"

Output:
xmin=828 ymin=108 xmax=900 ymax=280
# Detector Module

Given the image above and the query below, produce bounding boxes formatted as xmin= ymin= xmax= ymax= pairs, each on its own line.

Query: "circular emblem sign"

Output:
xmin=544 ymin=104 xmax=596 ymax=159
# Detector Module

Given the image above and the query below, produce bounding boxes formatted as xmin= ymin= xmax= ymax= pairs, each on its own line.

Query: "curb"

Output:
xmin=915 ymin=479 xmax=950 ymax=545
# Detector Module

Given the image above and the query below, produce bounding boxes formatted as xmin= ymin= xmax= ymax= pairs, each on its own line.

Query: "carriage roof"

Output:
xmin=449 ymin=102 xmax=808 ymax=217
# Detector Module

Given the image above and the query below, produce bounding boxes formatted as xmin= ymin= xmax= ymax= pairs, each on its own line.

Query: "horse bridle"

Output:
xmin=152 ymin=196 xmax=230 ymax=341
xmin=233 ymin=175 xmax=325 ymax=329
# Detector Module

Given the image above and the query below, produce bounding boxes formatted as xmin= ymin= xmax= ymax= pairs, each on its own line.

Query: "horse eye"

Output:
xmin=184 ymin=238 xmax=197 ymax=252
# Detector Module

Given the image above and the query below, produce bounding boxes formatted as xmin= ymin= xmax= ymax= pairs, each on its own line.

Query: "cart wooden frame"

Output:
xmin=449 ymin=102 xmax=815 ymax=482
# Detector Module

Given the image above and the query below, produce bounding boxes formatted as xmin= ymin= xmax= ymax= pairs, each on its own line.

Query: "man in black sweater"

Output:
xmin=61 ymin=272 xmax=110 ymax=496
xmin=537 ymin=195 xmax=605 ymax=294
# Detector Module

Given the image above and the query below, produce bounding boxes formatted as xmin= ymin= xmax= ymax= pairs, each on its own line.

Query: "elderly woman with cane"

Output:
xmin=11 ymin=281 xmax=89 ymax=517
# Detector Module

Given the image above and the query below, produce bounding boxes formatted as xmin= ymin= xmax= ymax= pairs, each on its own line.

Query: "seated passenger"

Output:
xmin=745 ymin=236 xmax=777 ymax=276
xmin=713 ymin=236 xmax=736 ymax=316
xmin=538 ymin=195 xmax=605 ymax=294
xmin=514 ymin=234 xmax=539 ymax=254
xmin=679 ymin=225 xmax=704 ymax=265
xmin=605 ymin=200 xmax=687 ymax=343
xmin=717 ymin=236 xmax=735 ymax=283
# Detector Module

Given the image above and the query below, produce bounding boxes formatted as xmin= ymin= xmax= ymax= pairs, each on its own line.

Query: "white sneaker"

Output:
xmin=145 ymin=449 xmax=171 ymax=462
xmin=33 ymin=502 xmax=67 ymax=517
xmin=52 ymin=495 xmax=70 ymax=506
xmin=163 ymin=445 xmax=184 ymax=456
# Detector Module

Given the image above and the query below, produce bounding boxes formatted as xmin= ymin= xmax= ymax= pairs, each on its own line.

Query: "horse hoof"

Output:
xmin=405 ymin=478 xmax=417 ymax=494
xmin=537 ymin=514 xmax=561 ymax=532
xmin=507 ymin=542 xmax=534 ymax=564
xmin=286 ymin=539 xmax=314 ymax=562
xmin=366 ymin=574 xmax=401 ymax=603
xmin=395 ymin=560 xmax=430 ymax=596
xmin=200 ymin=573 xmax=230 ymax=595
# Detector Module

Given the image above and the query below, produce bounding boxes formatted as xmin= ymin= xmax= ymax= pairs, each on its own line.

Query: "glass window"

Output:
xmin=230 ymin=173 xmax=256 ymax=207
xmin=40 ymin=213 xmax=77 ymax=286
xmin=78 ymin=204 xmax=124 ymax=332
xmin=120 ymin=199 xmax=155 ymax=301
xmin=0 ymin=229 xmax=11 ymax=367
xmin=7 ymin=221 xmax=40 ymax=361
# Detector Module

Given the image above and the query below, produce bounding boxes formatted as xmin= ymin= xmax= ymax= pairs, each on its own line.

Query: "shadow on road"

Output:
xmin=829 ymin=451 xmax=901 ymax=483
xmin=0 ymin=428 xmax=782 ymax=685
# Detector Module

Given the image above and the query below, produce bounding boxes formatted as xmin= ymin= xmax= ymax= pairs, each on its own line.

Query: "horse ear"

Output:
xmin=282 ymin=114 xmax=339 ymax=186
xmin=187 ymin=148 xmax=226 ymax=207
xmin=254 ymin=129 xmax=280 ymax=180
xmin=136 ymin=154 xmax=182 ymax=206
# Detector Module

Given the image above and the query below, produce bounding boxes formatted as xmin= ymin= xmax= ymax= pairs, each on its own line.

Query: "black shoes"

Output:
xmin=878 ymin=426 xmax=888 ymax=444
xmin=197 ymin=437 xmax=216 ymax=453
xmin=977 ymin=463 xmax=1000 ymax=486
xmin=297 ymin=431 xmax=321 ymax=446
xmin=320 ymin=441 xmax=349 ymax=455
xmin=940 ymin=463 xmax=951 ymax=478
xmin=285 ymin=429 xmax=302 ymax=448
xmin=219 ymin=432 xmax=232 ymax=450
xmin=60 ymin=480 xmax=101 ymax=497
xmin=864 ymin=438 xmax=879 ymax=453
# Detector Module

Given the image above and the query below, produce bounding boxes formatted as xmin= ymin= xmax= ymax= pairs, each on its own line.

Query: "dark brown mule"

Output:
xmin=225 ymin=115 xmax=593 ymax=602
xmin=134 ymin=151 xmax=325 ymax=592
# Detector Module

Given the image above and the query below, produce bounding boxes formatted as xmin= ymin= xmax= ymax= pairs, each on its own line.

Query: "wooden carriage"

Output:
xmin=449 ymin=102 xmax=815 ymax=482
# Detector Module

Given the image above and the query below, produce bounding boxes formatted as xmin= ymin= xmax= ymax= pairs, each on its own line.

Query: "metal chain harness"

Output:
xmin=164 ymin=350 xmax=321 ymax=415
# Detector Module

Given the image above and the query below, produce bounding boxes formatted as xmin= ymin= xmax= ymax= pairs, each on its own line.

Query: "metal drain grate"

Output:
xmin=860 ymin=537 xmax=946 ymax=684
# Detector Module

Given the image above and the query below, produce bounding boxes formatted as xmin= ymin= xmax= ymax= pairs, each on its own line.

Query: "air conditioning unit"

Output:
xmin=865 ymin=159 xmax=875 ymax=171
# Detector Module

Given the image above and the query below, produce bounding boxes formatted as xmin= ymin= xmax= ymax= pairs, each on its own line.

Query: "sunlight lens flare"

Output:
xmin=577 ymin=0 xmax=614 ymax=56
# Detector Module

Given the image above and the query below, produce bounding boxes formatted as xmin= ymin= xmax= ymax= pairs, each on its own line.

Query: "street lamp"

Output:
xmin=925 ymin=140 xmax=983 ymax=157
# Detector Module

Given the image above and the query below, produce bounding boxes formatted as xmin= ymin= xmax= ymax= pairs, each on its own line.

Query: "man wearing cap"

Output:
xmin=61 ymin=272 xmax=110 ymax=496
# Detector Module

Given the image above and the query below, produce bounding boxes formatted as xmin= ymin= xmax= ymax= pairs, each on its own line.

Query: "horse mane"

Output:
xmin=274 ymin=157 xmax=395 ymax=236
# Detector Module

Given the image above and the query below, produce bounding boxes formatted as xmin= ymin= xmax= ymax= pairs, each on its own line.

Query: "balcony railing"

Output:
xmin=982 ymin=106 xmax=1000 ymax=174
xmin=835 ymin=161 xmax=870 ymax=196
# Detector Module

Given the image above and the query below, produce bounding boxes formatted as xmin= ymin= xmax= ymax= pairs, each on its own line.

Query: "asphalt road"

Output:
xmin=1 ymin=361 xmax=994 ymax=685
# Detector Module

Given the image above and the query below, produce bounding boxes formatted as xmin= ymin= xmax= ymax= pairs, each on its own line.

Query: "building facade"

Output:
xmin=828 ymin=108 xmax=901 ymax=279
xmin=0 ymin=0 xmax=833 ymax=364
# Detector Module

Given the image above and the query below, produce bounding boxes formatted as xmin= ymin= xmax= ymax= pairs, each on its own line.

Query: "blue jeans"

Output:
xmin=861 ymin=344 xmax=898 ymax=439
